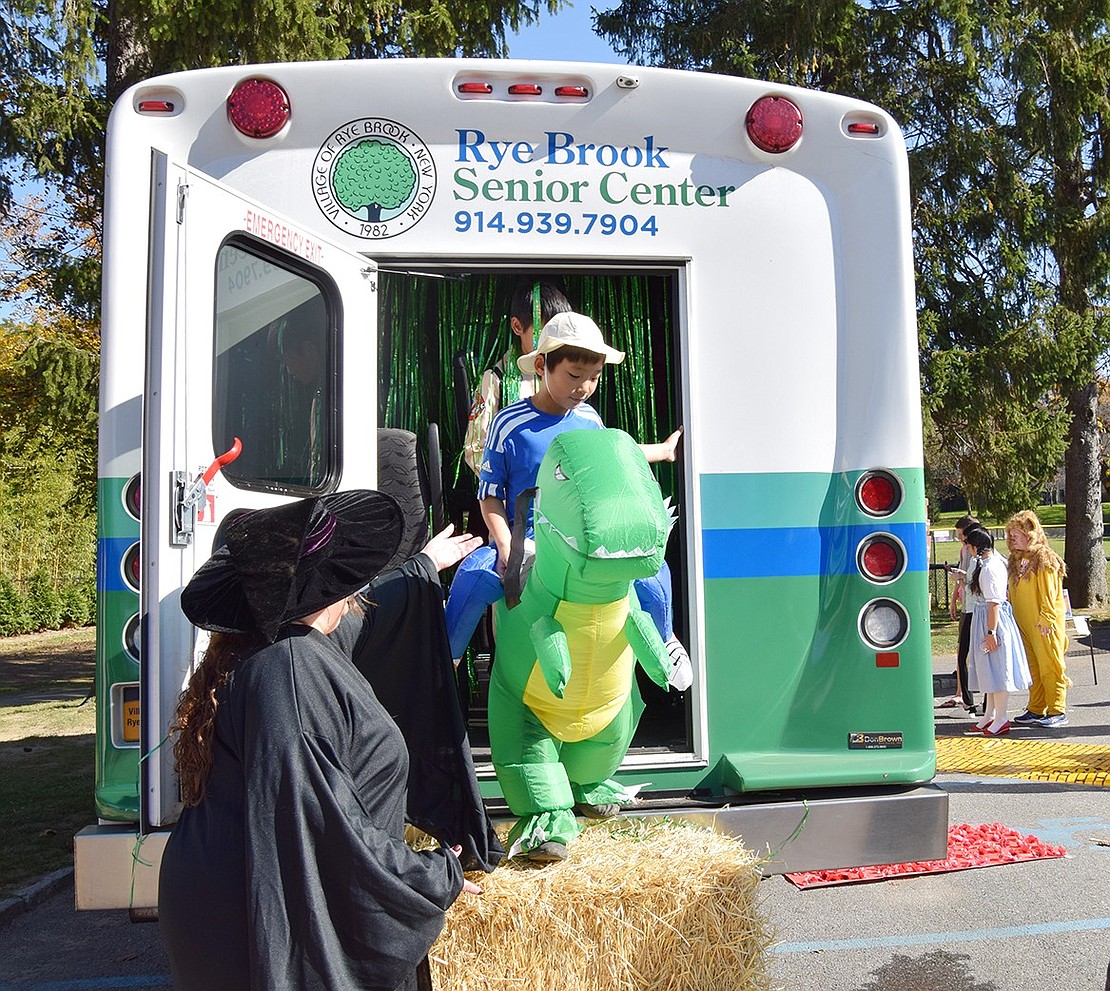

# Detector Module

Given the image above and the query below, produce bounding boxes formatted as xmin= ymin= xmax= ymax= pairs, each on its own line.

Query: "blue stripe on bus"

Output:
xmin=97 ymin=537 xmax=138 ymax=593
xmin=702 ymin=522 xmax=926 ymax=580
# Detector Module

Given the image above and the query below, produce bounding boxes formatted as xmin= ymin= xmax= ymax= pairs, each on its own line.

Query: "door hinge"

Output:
xmin=176 ymin=183 xmax=188 ymax=224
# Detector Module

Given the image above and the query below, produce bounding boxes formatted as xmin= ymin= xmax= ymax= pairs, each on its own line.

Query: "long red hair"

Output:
xmin=169 ymin=631 xmax=262 ymax=806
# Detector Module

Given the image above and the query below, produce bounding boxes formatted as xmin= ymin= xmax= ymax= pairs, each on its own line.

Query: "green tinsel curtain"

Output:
xmin=378 ymin=271 xmax=679 ymax=515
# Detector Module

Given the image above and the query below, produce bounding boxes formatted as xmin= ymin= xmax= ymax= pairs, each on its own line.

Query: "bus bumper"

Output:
xmin=637 ymin=783 xmax=949 ymax=875
xmin=74 ymin=824 xmax=171 ymax=912
xmin=74 ymin=784 xmax=948 ymax=910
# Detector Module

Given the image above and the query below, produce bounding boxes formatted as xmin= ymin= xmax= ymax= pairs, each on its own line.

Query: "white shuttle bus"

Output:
xmin=78 ymin=58 xmax=945 ymax=913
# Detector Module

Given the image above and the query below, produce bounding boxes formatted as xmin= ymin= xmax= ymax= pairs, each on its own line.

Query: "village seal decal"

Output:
xmin=312 ymin=118 xmax=436 ymax=239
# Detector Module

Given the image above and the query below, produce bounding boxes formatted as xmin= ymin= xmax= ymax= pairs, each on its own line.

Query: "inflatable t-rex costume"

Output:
xmin=487 ymin=428 xmax=683 ymax=859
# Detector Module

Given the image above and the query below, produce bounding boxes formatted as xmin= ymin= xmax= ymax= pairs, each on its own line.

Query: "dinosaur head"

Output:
xmin=533 ymin=429 xmax=672 ymax=583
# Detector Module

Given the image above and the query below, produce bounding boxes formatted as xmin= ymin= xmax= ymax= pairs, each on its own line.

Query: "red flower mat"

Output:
xmin=784 ymin=822 xmax=1067 ymax=889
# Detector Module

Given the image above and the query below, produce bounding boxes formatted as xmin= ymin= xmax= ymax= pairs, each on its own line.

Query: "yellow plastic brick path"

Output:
xmin=936 ymin=736 xmax=1110 ymax=787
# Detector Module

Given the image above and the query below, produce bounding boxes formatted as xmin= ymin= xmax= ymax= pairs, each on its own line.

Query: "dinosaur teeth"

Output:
xmin=592 ymin=545 xmax=658 ymax=559
xmin=537 ymin=510 xmax=659 ymax=559
xmin=536 ymin=511 xmax=580 ymax=552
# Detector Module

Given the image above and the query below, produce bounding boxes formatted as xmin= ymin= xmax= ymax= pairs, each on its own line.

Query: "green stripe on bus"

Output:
xmin=700 ymin=467 xmax=926 ymax=530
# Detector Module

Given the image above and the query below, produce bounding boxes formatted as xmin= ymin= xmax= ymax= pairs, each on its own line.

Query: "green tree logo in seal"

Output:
xmin=312 ymin=118 xmax=436 ymax=240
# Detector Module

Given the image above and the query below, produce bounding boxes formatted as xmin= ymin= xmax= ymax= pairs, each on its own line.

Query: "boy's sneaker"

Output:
xmin=574 ymin=801 xmax=620 ymax=819
xmin=526 ymin=841 xmax=568 ymax=863
xmin=1037 ymin=713 xmax=1069 ymax=727
xmin=665 ymin=636 xmax=693 ymax=691
xmin=1012 ymin=710 xmax=1043 ymax=725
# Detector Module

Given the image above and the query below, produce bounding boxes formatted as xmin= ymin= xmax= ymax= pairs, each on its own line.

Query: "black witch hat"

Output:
xmin=180 ymin=490 xmax=405 ymax=642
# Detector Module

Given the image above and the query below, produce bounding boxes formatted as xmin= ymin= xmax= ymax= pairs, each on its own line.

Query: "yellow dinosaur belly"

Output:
xmin=523 ymin=598 xmax=634 ymax=742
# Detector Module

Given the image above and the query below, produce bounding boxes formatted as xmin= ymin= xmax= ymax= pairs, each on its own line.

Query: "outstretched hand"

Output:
xmin=449 ymin=845 xmax=483 ymax=895
xmin=640 ymin=426 xmax=684 ymax=465
xmin=658 ymin=426 xmax=683 ymax=463
xmin=420 ymin=524 xmax=483 ymax=573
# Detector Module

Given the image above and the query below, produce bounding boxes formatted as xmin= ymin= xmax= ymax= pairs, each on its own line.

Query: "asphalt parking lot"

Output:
xmin=1 ymin=640 xmax=1108 ymax=991
xmin=763 ymin=640 xmax=1110 ymax=991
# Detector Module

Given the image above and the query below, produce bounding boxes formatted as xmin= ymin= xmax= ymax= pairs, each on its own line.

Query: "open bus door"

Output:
xmin=76 ymin=153 xmax=380 ymax=912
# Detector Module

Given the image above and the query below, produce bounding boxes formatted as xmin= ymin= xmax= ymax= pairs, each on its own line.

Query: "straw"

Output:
xmin=425 ymin=817 xmax=773 ymax=991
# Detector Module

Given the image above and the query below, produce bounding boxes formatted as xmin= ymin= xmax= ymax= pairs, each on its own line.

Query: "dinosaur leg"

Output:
xmin=562 ymin=690 xmax=643 ymax=808
xmin=488 ymin=672 xmax=580 ymax=856
xmin=634 ymin=561 xmax=692 ymax=690
xmin=443 ymin=544 xmax=503 ymax=660
xmin=633 ymin=559 xmax=673 ymax=640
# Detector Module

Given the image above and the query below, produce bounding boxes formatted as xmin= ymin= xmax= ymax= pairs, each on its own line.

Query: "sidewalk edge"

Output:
xmin=0 ymin=867 xmax=73 ymax=928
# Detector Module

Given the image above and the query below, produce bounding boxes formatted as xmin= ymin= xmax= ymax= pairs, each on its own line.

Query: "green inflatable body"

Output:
xmin=488 ymin=428 xmax=676 ymax=857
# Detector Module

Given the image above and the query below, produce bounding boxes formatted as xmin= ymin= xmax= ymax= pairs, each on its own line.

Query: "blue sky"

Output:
xmin=506 ymin=2 xmax=627 ymax=63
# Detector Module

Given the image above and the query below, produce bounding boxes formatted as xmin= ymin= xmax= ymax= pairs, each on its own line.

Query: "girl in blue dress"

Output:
xmin=965 ymin=528 xmax=1032 ymax=736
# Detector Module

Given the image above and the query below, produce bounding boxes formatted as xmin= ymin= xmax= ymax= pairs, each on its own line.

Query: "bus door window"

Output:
xmin=213 ymin=241 xmax=337 ymax=492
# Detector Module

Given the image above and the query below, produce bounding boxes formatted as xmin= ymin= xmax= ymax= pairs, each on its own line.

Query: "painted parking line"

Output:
xmin=772 ymin=917 xmax=1110 ymax=954
xmin=0 ymin=977 xmax=170 ymax=991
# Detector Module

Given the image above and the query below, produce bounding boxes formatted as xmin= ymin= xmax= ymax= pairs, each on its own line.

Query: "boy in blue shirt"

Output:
xmin=446 ymin=312 xmax=690 ymax=689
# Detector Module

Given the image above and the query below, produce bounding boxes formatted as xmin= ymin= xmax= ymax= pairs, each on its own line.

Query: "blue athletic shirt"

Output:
xmin=477 ymin=398 xmax=604 ymax=533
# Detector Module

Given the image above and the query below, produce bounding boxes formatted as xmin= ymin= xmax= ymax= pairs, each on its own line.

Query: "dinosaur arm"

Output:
xmin=625 ymin=603 xmax=670 ymax=689
xmin=530 ymin=614 xmax=572 ymax=698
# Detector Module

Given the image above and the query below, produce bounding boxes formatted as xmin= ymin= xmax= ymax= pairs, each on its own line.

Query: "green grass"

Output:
xmin=929 ymin=613 xmax=960 ymax=655
xmin=0 ymin=628 xmax=96 ymax=900
xmin=0 ymin=732 xmax=94 ymax=900
xmin=930 ymin=502 xmax=1108 ymax=529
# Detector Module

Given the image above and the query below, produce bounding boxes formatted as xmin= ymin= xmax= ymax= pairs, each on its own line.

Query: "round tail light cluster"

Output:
xmin=859 ymin=599 xmax=910 ymax=650
xmin=228 ymin=78 xmax=291 ymax=138
xmin=855 ymin=469 xmax=902 ymax=517
xmin=853 ymin=470 xmax=910 ymax=653
xmin=746 ymin=96 xmax=803 ymax=154
xmin=122 ymin=542 xmax=142 ymax=592
xmin=857 ymin=534 xmax=906 ymax=584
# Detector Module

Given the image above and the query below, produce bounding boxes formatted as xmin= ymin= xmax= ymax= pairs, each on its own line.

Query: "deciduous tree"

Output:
xmin=0 ymin=0 xmax=564 ymax=324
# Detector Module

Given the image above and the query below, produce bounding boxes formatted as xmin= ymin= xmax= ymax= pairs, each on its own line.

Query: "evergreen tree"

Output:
xmin=596 ymin=0 xmax=1110 ymax=603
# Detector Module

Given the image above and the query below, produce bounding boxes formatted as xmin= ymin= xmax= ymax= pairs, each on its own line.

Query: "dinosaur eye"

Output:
xmin=553 ymin=463 xmax=569 ymax=481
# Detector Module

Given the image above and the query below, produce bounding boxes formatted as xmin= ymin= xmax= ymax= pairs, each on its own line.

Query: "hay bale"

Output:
xmin=429 ymin=818 xmax=772 ymax=991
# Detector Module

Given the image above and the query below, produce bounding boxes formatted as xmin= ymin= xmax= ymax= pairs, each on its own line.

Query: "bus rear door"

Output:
xmin=77 ymin=152 xmax=378 ymax=911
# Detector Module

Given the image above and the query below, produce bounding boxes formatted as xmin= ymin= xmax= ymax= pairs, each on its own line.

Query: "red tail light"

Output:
xmin=746 ymin=96 xmax=803 ymax=154
xmin=227 ymin=78 xmax=290 ymax=138
xmin=858 ymin=535 xmax=905 ymax=582
xmin=124 ymin=474 xmax=141 ymax=520
xmin=122 ymin=543 xmax=141 ymax=592
xmin=508 ymin=83 xmax=542 ymax=96
xmin=856 ymin=470 xmax=902 ymax=517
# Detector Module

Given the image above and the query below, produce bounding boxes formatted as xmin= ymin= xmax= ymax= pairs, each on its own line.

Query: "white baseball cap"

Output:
xmin=517 ymin=311 xmax=626 ymax=374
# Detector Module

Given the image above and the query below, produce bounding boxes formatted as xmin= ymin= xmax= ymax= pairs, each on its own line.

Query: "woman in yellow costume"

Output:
xmin=1006 ymin=510 xmax=1070 ymax=728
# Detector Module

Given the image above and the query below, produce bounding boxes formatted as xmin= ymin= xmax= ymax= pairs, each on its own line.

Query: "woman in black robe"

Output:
xmin=159 ymin=491 xmax=484 ymax=991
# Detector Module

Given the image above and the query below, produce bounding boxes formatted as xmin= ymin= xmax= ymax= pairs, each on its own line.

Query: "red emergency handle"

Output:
xmin=201 ymin=437 xmax=243 ymax=485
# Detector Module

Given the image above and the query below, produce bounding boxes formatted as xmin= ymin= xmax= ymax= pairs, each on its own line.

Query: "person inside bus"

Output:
xmin=272 ymin=302 xmax=328 ymax=486
xmin=444 ymin=310 xmax=691 ymax=690
xmin=158 ymin=492 xmax=485 ymax=991
xmin=964 ymin=527 xmax=1031 ymax=737
xmin=462 ymin=278 xmax=572 ymax=478
xmin=941 ymin=515 xmax=983 ymax=713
